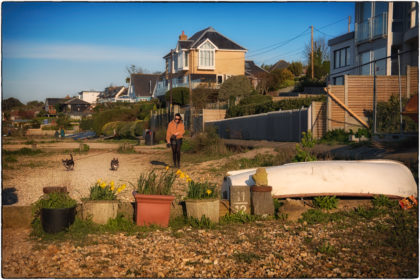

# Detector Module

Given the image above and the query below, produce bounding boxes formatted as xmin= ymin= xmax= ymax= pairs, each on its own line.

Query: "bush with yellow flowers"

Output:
xmin=88 ymin=180 xmax=126 ymax=200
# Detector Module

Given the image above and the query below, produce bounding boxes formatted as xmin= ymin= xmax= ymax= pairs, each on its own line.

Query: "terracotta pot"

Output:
xmin=185 ymin=198 xmax=220 ymax=223
xmin=82 ymin=200 xmax=119 ymax=225
xmin=250 ymin=186 xmax=272 ymax=192
xmin=132 ymin=192 xmax=175 ymax=227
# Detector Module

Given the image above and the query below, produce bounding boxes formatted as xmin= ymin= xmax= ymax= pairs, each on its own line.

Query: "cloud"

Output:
xmin=3 ymin=40 xmax=164 ymax=63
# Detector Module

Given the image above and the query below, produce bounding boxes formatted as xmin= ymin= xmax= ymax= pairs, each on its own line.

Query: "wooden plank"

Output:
xmin=325 ymin=87 xmax=369 ymax=128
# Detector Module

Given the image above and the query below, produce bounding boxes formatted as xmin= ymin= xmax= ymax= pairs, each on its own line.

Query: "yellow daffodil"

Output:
xmin=206 ymin=189 xmax=212 ymax=195
xmin=97 ymin=179 xmax=102 ymax=185
xmin=116 ymin=187 xmax=122 ymax=193
xmin=100 ymin=182 xmax=107 ymax=188
xmin=187 ymin=178 xmax=192 ymax=183
xmin=120 ymin=184 xmax=126 ymax=190
xmin=111 ymin=185 xmax=115 ymax=191
xmin=165 ymin=166 xmax=169 ymax=171
xmin=176 ymin=169 xmax=182 ymax=175
xmin=179 ymin=173 xmax=185 ymax=179
xmin=110 ymin=181 xmax=115 ymax=188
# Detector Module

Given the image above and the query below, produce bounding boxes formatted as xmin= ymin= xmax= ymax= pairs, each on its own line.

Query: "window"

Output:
xmin=359 ymin=47 xmax=386 ymax=75
xmin=333 ymin=76 xmax=344 ymax=85
xmin=217 ymin=75 xmax=223 ymax=84
xmin=334 ymin=47 xmax=351 ymax=69
xmin=360 ymin=51 xmax=371 ymax=75
xmin=198 ymin=41 xmax=215 ymax=69
xmin=184 ymin=52 xmax=188 ymax=67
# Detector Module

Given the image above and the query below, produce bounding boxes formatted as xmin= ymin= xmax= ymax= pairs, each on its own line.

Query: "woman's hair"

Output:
xmin=175 ymin=113 xmax=182 ymax=120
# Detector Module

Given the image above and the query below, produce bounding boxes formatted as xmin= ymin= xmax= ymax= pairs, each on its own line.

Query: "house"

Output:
xmin=128 ymin=74 xmax=160 ymax=101
xmin=245 ymin=60 xmax=268 ymax=89
xmin=78 ymin=91 xmax=101 ymax=104
xmin=154 ymin=27 xmax=247 ymax=97
xmin=269 ymin=60 xmax=290 ymax=72
xmin=45 ymin=98 xmax=67 ymax=115
xmin=62 ymin=98 xmax=92 ymax=120
xmin=97 ymin=86 xmax=129 ymax=103
xmin=328 ymin=1 xmax=419 ymax=84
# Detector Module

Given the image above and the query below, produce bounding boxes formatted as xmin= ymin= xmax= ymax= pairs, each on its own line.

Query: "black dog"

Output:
xmin=62 ymin=154 xmax=74 ymax=171
xmin=110 ymin=158 xmax=119 ymax=171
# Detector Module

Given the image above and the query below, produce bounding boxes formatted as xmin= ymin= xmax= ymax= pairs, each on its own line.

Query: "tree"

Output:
xmin=192 ymin=87 xmax=219 ymax=109
xmin=287 ymin=61 xmax=303 ymax=76
xmin=126 ymin=65 xmax=147 ymax=83
xmin=218 ymin=75 xmax=253 ymax=103
xmin=260 ymin=63 xmax=272 ymax=71
xmin=2 ymin=97 xmax=23 ymax=111
xmin=267 ymin=68 xmax=294 ymax=91
xmin=305 ymin=38 xmax=330 ymax=81
xmin=165 ymin=87 xmax=190 ymax=106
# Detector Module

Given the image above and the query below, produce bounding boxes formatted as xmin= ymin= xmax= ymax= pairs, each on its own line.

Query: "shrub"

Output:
xmin=192 ymin=87 xmax=219 ymax=109
xmin=313 ymin=196 xmax=339 ymax=210
xmin=165 ymin=87 xmax=190 ymax=106
xmin=320 ymin=129 xmax=351 ymax=144
xmin=293 ymin=131 xmax=317 ymax=162
xmin=32 ymin=192 xmax=77 ymax=217
xmin=188 ymin=125 xmax=228 ymax=155
xmin=372 ymin=195 xmax=397 ymax=208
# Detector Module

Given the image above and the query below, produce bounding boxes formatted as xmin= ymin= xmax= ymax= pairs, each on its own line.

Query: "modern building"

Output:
xmin=328 ymin=1 xmax=418 ymax=84
xmin=78 ymin=91 xmax=101 ymax=104
xmin=154 ymin=27 xmax=247 ymax=97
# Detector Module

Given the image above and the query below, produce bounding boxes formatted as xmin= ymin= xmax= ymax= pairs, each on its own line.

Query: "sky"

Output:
xmin=2 ymin=1 xmax=355 ymax=103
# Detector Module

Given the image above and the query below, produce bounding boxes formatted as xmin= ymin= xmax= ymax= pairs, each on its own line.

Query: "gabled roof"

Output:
xmin=182 ymin=27 xmax=246 ymax=51
xmin=131 ymin=74 xmax=160 ymax=97
xmin=245 ymin=60 xmax=268 ymax=76
xmin=178 ymin=40 xmax=194 ymax=49
xmin=64 ymin=98 xmax=91 ymax=105
xmin=45 ymin=98 xmax=66 ymax=106
xmin=270 ymin=60 xmax=290 ymax=71
xmin=99 ymin=86 xmax=127 ymax=98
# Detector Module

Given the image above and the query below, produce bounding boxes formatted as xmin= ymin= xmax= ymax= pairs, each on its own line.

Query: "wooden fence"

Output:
xmin=327 ymin=66 xmax=418 ymax=132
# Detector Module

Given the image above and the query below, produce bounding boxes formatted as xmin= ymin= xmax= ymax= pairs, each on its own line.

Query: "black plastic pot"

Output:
xmin=41 ymin=206 xmax=76 ymax=234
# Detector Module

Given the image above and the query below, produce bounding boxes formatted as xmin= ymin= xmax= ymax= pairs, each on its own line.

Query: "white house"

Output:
xmin=78 ymin=91 xmax=101 ymax=104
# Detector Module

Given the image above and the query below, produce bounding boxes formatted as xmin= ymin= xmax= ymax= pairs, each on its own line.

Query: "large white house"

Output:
xmin=78 ymin=91 xmax=101 ymax=104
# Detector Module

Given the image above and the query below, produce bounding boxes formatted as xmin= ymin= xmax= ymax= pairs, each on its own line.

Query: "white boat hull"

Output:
xmin=222 ymin=160 xmax=418 ymax=199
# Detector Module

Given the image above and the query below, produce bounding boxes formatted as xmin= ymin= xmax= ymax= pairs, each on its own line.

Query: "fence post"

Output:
xmin=373 ymin=61 xmax=377 ymax=135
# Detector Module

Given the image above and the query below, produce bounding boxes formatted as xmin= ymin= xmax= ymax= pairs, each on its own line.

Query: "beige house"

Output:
xmin=155 ymin=27 xmax=247 ymax=97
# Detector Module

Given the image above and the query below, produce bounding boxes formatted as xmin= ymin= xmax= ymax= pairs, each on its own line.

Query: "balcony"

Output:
xmin=355 ymin=13 xmax=388 ymax=43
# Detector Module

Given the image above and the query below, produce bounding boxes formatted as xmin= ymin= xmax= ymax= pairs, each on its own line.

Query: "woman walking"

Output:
xmin=166 ymin=113 xmax=185 ymax=168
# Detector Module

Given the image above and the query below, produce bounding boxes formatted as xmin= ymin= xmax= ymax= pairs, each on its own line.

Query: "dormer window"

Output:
xmin=198 ymin=40 xmax=216 ymax=70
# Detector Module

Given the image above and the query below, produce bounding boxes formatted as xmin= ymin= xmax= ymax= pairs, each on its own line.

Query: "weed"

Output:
xmin=219 ymin=211 xmax=257 ymax=225
xmin=117 ymin=143 xmax=136 ymax=154
xmin=299 ymin=209 xmax=345 ymax=225
xmin=317 ymin=241 xmax=336 ymax=255
xmin=372 ymin=195 xmax=398 ymax=208
xmin=232 ymin=252 xmax=261 ymax=264
xmin=313 ymin=196 xmax=339 ymax=210
xmin=3 ymin=148 xmax=43 ymax=156
xmin=186 ymin=216 xmax=215 ymax=229
xmin=352 ymin=206 xmax=385 ymax=219
xmin=384 ymin=209 xmax=418 ymax=250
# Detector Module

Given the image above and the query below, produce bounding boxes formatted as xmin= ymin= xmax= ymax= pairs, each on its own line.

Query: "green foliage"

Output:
xmin=186 ymin=216 xmax=215 ymax=229
xmin=313 ymin=196 xmax=339 ymax=210
xmin=221 ymin=151 xmax=294 ymax=171
xmin=165 ymin=87 xmax=190 ymax=106
xmin=2 ymin=97 xmax=24 ymax=111
xmin=320 ymin=129 xmax=351 ymax=144
xmin=267 ymin=68 xmax=295 ymax=91
xmin=372 ymin=195 xmax=398 ymax=208
xmin=32 ymin=192 xmax=77 ymax=217
xmin=294 ymin=78 xmax=327 ymax=92
xmin=187 ymin=126 xmax=229 ymax=156
xmin=186 ymin=180 xmax=218 ymax=199
xmin=354 ymin=128 xmax=371 ymax=139
xmin=252 ymin=168 xmax=268 ymax=186
xmin=238 ymin=94 xmax=272 ymax=106
xmin=384 ymin=209 xmax=418 ymax=249
xmin=305 ymin=38 xmax=330 ymax=81
xmin=136 ymin=169 xmax=176 ymax=195
xmin=2 ymin=148 xmax=43 ymax=156
xmin=218 ymin=75 xmax=253 ymax=102
xmin=317 ymin=242 xmax=336 ymax=255
xmin=102 ymin=120 xmax=146 ymax=139
xmin=219 ymin=211 xmax=257 ymax=225
xmin=87 ymin=180 xmax=126 ymax=201
xmin=367 ymin=95 xmax=418 ymax=133
xmin=298 ymin=209 xmax=344 ymax=225
xmin=192 ymin=87 xmax=219 ymax=109
xmin=92 ymin=107 xmax=137 ymax=134
xmin=293 ymin=131 xmax=317 ymax=162
xmin=232 ymin=252 xmax=261 ymax=264
xmin=287 ymin=61 xmax=303 ymax=76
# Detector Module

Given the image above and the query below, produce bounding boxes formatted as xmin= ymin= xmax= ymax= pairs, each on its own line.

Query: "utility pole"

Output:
xmin=398 ymin=49 xmax=403 ymax=133
xmin=348 ymin=16 xmax=351 ymax=33
xmin=169 ymin=49 xmax=173 ymax=119
xmin=311 ymin=25 xmax=314 ymax=80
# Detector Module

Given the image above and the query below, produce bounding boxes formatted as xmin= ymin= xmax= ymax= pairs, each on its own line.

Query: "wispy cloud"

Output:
xmin=3 ymin=41 xmax=164 ymax=63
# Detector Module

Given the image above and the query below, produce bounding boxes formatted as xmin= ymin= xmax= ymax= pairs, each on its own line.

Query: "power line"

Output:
xmin=314 ymin=27 xmax=335 ymax=38
xmin=318 ymin=16 xmax=348 ymax=30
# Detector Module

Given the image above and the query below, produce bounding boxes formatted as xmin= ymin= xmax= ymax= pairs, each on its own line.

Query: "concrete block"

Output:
xmin=185 ymin=199 xmax=220 ymax=223
xmin=229 ymin=185 xmax=251 ymax=214
xmin=251 ymin=188 xmax=274 ymax=216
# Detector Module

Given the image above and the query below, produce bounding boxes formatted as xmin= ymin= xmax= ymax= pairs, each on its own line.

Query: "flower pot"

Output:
xmin=185 ymin=198 xmax=220 ymax=223
xmin=41 ymin=206 xmax=76 ymax=234
xmin=82 ymin=200 xmax=119 ymax=224
xmin=132 ymin=192 xmax=175 ymax=227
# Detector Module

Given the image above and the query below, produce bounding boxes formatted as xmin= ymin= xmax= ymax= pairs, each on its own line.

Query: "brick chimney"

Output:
xmin=179 ymin=31 xmax=188 ymax=40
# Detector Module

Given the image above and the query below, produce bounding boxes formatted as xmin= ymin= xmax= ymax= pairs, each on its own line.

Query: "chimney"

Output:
xmin=179 ymin=31 xmax=188 ymax=41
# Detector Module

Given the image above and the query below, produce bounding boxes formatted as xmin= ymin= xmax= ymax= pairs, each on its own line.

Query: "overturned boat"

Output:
xmin=222 ymin=160 xmax=418 ymax=199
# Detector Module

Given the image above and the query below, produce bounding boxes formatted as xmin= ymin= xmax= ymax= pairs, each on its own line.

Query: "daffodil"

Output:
xmin=206 ymin=189 xmax=212 ymax=195
xmin=97 ymin=179 xmax=102 ymax=185
xmin=176 ymin=169 xmax=182 ymax=175
xmin=187 ymin=178 xmax=192 ymax=183
xmin=100 ymin=182 xmax=107 ymax=188
xmin=165 ymin=166 xmax=170 ymax=171
xmin=111 ymin=185 xmax=115 ymax=191
xmin=179 ymin=173 xmax=185 ymax=179
xmin=110 ymin=181 xmax=115 ymax=188
xmin=116 ymin=187 xmax=122 ymax=193
xmin=120 ymin=184 xmax=126 ymax=190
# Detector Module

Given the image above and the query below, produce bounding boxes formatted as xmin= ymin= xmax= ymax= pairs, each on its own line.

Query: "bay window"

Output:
xmin=198 ymin=41 xmax=216 ymax=70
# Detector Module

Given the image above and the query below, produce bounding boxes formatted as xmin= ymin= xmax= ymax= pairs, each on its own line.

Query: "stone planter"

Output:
xmin=250 ymin=185 xmax=274 ymax=216
xmin=132 ymin=192 xmax=175 ymax=227
xmin=82 ymin=200 xmax=119 ymax=225
xmin=185 ymin=198 xmax=220 ymax=223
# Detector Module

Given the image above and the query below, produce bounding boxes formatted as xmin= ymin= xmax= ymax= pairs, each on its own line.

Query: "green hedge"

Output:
xmin=101 ymin=120 xmax=147 ymax=139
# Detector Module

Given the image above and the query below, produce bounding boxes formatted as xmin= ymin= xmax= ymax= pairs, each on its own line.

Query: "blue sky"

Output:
xmin=2 ymin=2 xmax=354 ymax=103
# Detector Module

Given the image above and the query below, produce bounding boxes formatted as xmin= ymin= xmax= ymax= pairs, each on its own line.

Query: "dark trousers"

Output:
xmin=170 ymin=138 xmax=182 ymax=167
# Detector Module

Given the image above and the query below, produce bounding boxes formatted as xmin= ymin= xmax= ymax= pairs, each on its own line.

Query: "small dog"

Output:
xmin=62 ymin=154 xmax=74 ymax=171
xmin=110 ymin=158 xmax=119 ymax=171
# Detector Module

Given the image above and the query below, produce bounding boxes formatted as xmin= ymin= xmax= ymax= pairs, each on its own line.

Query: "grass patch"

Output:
xmin=232 ymin=252 xmax=261 ymax=264
xmin=117 ymin=143 xmax=136 ymax=154
xmin=313 ymin=196 xmax=339 ymax=210
xmin=219 ymin=211 xmax=258 ymax=225
xmin=316 ymin=241 xmax=336 ymax=256
xmin=3 ymin=148 xmax=43 ymax=156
